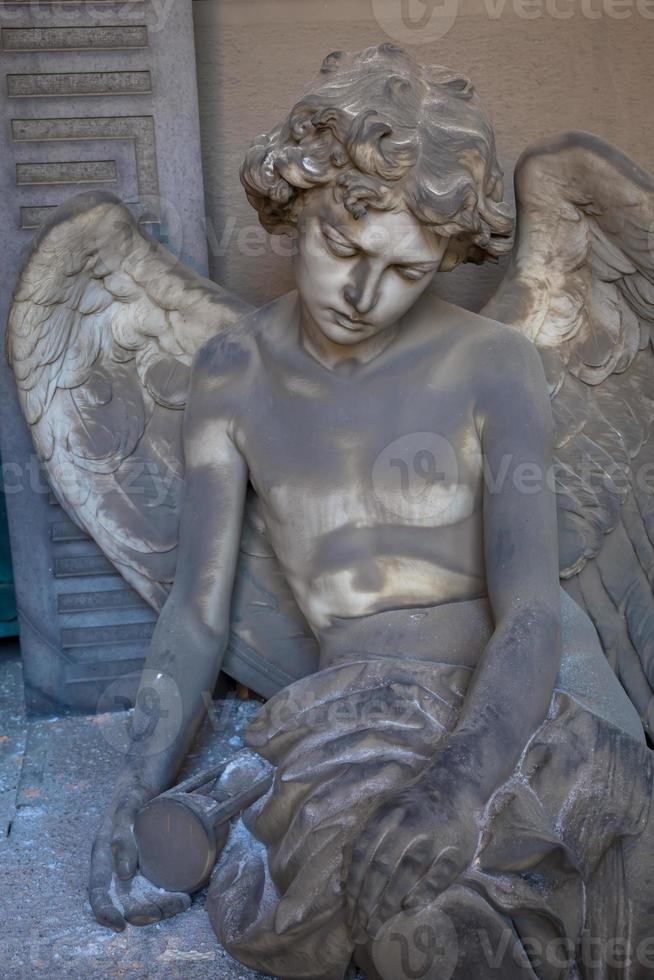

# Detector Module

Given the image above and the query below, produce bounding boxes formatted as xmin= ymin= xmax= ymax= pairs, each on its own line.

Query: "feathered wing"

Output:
xmin=8 ymin=192 xmax=321 ymax=699
xmin=7 ymin=191 xmax=253 ymax=610
xmin=482 ymin=131 xmax=654 ymax=735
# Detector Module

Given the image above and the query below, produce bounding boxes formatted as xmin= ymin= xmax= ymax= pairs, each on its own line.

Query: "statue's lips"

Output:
xmin=331 ymin=310 xmax=368 ymax=331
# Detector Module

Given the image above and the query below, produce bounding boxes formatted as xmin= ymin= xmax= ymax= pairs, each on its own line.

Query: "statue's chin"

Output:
xmin=316 ymin=311 xmax=388 ymax=346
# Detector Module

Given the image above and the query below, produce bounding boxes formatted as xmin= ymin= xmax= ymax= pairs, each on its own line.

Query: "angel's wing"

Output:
xmin=482 ymin=131 xmax=654 ymax=735
xmin=7 ymin=191 xmax=252 ymax=609
xmin=7 ymin=191 xmax=320 ymax=701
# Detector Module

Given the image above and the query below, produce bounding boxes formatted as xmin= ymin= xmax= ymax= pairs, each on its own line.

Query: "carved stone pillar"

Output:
xmin=0 ymin=0 xmax=208 ymax=713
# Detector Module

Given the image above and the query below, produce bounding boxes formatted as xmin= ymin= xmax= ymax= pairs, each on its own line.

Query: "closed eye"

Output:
xmin=394 ymin=265 xmax=434 ymax=281
xmin=322 ymin=224 xmax=359 ymax=258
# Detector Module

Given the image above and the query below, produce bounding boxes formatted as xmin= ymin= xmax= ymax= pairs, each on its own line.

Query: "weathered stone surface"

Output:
xmin=0 ymin=0 xmax=209 ymax=714
xmin=12 ymin=116 xmax=159 ymax=197
xmin=16 ymin=160 xmax=118 ymax=186
xmin=7 ymin=70 xmax=152 ymax=98
xmin=6 ymin=34 xmax=654 ymax=980
xmin=0 ymin=649 xmax=271 ymax=979
xmin=2 ymin=25 xmax=149 ymax=51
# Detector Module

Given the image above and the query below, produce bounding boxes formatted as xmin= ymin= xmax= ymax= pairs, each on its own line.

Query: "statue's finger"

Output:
xmin=91 ymin=820 xmax=114 ymax=887
xmin=111 ymin=833 xmax=138 ymax=880
xmin=367 ymin=839 xmax=433 ymax=937
xmin=116 ymin=875 xmax=190 ymax=926
xmin=349 ymin=830 xmax=398 ymax=943
xmin=344 ymin=808 xmax=398 ymax=919
xmin=153 ymin=890 xmax=192 ymax=921
xmin=118 ymin=880 xmax=162 ymax=927
xmin=401 ymin=847 xmax=463 ymax=912
xmin=111 ymin=805 xmax=139 ymax=879
xmin=123 ymin=902 xmax=162 ymax=927
xmin=89 ymin=887 xmax=127 ymax=932
xmin=354 ymin=855 xmax=397 ymax=942
xmin=344 ymin=843 xmax=369 ymax=909
xmin=89 ymin=820 xmax=127 ymax=931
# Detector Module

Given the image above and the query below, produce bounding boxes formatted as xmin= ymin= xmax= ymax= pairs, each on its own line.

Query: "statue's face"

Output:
xmin=294 ymin=186 xmax=448 ymax=346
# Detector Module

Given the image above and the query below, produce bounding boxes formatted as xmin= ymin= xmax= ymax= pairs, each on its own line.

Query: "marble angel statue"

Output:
xmin=7 ymin=43 xmax=654 ymax=980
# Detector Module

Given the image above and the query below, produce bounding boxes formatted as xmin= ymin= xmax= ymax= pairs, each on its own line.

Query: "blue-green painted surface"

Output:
xmin=0 ymin=463 xmax=18 ymax=637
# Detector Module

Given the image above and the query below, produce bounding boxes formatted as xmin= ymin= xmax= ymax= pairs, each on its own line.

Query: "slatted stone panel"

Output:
xmin=0 ymin=0 xmax=208 ymax=714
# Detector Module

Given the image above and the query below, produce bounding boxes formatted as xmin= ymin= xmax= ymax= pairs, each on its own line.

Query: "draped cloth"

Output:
xmin=207 ymin=658 xmax=653 ymax=980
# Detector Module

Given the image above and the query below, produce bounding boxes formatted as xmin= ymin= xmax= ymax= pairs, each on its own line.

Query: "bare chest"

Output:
xmin=238 ymin=355 xmax=484 ymax=539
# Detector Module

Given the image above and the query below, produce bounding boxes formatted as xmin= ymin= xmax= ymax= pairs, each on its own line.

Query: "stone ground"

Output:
xmin=0 ymin=643 xmax=277 ymax=980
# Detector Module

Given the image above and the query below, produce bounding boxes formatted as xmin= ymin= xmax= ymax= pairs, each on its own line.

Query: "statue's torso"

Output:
xmin=230 ymin=292 xmax=490 ymax=631
xmin=213 ymin=294 xmax=645 ymax=739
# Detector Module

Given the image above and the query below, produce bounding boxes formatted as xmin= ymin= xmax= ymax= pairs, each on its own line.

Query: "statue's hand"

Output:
xmin=344 ymin=771 xmax=482 ymax=943
xmin=89 ymin=775 xmax=190 ymax=931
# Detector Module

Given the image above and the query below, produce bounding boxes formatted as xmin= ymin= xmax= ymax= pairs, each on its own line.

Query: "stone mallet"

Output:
xmin=134 ymin=753 xmax=273 ymax=894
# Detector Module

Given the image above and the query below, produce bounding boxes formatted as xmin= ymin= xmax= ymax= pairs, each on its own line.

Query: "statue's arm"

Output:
xmin=90 ymin=351 xmax=248 ymax=929
xmin=346 ymin=330 xmax=562 ymax=940
xmin=438 ymin=329 xmax=562 ymax=801
xmin=125 ymin=371 xmax=248 ymax=793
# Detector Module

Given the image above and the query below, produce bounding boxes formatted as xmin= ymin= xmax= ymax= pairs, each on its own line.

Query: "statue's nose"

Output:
xmin=344 ymin=265 xmax=380 ymax=317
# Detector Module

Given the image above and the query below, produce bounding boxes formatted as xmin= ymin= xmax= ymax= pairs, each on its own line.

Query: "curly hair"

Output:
xmin=241 ymin=44 xmax=515 ymax=270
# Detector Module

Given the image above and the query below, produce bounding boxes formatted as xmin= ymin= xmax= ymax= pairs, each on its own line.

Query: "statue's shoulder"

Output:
xmin=434 ymin=298 xmax=541 ymax=377
xmin=444 ymin=304 xmax=550 ymax=428
xmin=420 ymin=296 xmax=545 ymax=412
xmin=439 ymin=300 xmax=533 ymax=355
xmin=193 ymin=291 xmax=297 ymax=383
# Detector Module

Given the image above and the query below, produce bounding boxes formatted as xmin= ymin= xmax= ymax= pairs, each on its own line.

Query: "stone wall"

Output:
xmin=193 ymin=0 xmax=654 ymax=312
xmin=0 ymin=0 xmax=207 ymax=712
